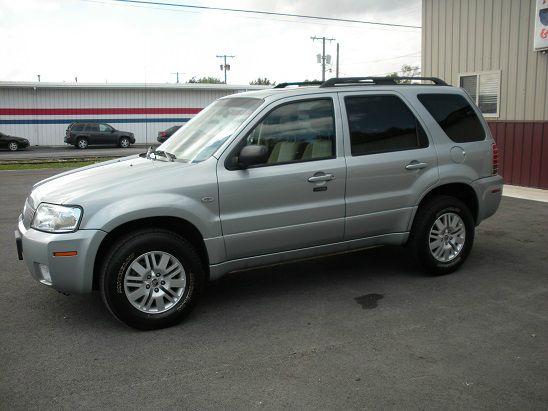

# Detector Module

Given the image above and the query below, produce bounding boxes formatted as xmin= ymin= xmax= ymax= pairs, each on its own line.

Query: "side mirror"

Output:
xmin=110 ymin=129 xmax=115 ymax=133
xmin=238 ymin=145 xmax=268 ymax=169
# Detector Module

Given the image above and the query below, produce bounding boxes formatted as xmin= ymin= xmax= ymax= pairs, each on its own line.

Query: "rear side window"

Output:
xmin=417 ymin=94 xmax=485 ymax=142
xmin=71 ymin=124 xmax=84 ymax=132
xmin=345 ymin=95 xmax=428 ymax=156
xmin=86 ymin=123 xmax=99 ymax=132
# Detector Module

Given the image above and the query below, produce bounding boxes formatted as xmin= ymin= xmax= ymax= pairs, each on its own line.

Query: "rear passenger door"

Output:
xmin=217 ymin=96 xmax=347 ymax=260
xmin=340 ymin=91 xmax=439 ymax=240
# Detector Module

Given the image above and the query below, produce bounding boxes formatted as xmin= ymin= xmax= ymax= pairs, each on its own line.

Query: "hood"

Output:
xmin=30 ymin=155 xmax=192 ymax=206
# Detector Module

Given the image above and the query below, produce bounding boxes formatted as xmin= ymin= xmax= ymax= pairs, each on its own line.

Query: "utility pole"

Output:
xmin=216 ymin=54 xmax=235 ymax=84
xmin=311 ymin=36 xmax=335 ymax=81
xmin=336 ymin=43 xmax=340 ymax=77
xmin=170 ymin=71 xmax=185 ymax=83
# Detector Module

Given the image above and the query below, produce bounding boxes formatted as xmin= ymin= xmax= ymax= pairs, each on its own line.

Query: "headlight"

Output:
xmin=31 ymin=203 xmax=83 ymax=233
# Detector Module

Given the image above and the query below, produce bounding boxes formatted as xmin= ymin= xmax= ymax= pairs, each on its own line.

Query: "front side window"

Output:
xmin=242 ymin=98 xmax=335 ymax=165
xmin=418 ymin=93 xmax=485 ymax=143
xmin=345 ymin=95 xmax=428 ymax=156
xmin=99 ymin=124 xmax=112 ymax=132
xmin=459 ymin=71 xmax=500 ymax=116
xmin=160 ymin=97 xmax=262 ymax=163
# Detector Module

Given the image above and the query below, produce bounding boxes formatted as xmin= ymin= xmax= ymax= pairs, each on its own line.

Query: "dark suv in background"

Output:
xmin=65 ymin=122 xmax=135 ymax=149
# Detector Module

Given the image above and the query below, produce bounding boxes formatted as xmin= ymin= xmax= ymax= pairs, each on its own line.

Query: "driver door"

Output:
xmin=217 ymin=96 xmax=346 ymax=260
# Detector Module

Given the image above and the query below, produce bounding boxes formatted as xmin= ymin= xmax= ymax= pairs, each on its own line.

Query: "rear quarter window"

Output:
xmin=71 ymin=124 xmax=84 ymax=132
xmin=417 ymin=93 xmax=485 ymax=143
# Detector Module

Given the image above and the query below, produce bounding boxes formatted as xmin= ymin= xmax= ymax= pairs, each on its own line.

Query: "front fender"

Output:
xmin=81 ymin=193 xmax=222 ymax=239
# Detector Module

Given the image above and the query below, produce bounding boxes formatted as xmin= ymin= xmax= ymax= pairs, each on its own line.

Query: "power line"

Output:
xmin=110 ymin=0 xmax=421 ymax=29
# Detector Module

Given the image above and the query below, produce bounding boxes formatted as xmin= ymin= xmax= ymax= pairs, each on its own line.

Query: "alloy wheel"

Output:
xmin=123 ymin=251 xmax=187 ymax=314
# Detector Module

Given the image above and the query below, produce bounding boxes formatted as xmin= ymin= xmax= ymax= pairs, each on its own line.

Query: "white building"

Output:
xmin=0 ymin=82 xmax=265 ymax=146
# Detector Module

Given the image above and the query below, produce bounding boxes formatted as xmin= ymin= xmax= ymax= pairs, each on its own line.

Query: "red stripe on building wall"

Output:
xmin=0 ymin=108 xmax=202 ymax=115
xmin=488 ymin=121 xmax=548 ymax=190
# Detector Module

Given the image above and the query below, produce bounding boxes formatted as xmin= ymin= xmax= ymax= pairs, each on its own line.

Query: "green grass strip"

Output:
xmin=0 ymin=161 xmax=99 ymax=170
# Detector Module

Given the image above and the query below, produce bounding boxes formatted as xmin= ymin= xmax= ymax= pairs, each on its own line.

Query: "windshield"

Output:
xmin=158 ymin=97 xmax=263 ymax=162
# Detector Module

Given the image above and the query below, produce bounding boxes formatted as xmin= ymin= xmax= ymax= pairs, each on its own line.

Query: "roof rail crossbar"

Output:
xmin=319 ymin=76 xmax=448 ymax=87
xmin=274 ymin=81 xmax=323 ymax=89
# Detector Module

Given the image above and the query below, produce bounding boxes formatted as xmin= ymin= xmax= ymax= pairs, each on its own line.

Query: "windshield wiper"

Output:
xmin=146 ymin=147 xmax=176 ymax=162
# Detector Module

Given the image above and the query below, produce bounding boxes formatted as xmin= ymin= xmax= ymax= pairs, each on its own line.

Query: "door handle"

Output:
xmin=308 ymin=173 xmax=335 ymax=182
xmin=405 ymin=161 xmax=429 ymax=170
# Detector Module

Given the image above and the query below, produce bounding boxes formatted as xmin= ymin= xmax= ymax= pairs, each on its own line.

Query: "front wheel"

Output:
xmin=119 ymin=137 xmax=130 ymax=148
xmin=409 ymin=195 xmax=475 ymax=275
xmin=100 ymin=229 xmax=205 ymax=330
xmin=8 ymin=141 xmax=19 ymax=151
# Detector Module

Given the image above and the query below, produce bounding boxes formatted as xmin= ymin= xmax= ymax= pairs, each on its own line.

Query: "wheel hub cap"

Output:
xmin=123 ymin=251 xmax=187 ymax=314
xmin=428 ymin=212 xmax=466 ymax=263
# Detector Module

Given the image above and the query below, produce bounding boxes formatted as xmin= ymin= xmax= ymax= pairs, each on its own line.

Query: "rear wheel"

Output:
xmin=409 ymin=195 xmax=474 ymax=275
xmin=8 ymin=141 xmax=19 ymax=151
xmin=119 ymin=137 xmax=131 ymax=148
xmin=76 ymin=138 xmax=88 ymax=149
xmin=100 ymin=229 xmax=205 ymax=330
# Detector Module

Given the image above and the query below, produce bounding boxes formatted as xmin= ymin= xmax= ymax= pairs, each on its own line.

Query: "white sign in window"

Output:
xmin=534 ymin=0 xmax=548 ymax=51
xmin=458 ymin=71 xmax=500 ymax=117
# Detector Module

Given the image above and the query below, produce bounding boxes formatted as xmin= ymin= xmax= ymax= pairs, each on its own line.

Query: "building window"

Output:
xmin=458 ymin=71 xmax=500 ymax=117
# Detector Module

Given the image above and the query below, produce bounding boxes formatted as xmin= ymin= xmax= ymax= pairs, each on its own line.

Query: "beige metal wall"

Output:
xmin=422 ymin=0 xmax=548 ymax=121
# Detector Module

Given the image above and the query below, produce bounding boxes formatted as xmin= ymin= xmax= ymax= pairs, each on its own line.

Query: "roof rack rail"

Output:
xmin=273 ymin=81 xmax=323 ymax=89
xmin=319 ymin=76 xmax=448 ymax=87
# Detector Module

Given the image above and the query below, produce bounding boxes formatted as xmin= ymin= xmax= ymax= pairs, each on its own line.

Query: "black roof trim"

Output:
xmin=273 ymin=81 xmax=323 ymax=89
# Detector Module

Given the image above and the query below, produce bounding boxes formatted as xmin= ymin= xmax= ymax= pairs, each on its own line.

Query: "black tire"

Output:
xmin=76 ymin=137 xmax=88 ymax=149
xmin=119 ymin=137 xmax=131 ymax=148
xmin=100 ymin=229 xmax=205 ymax=330
xmin=8 ymin=141 xmax=19 ymax=151
xmin=409 ymin=195 xmax=475 ymax=276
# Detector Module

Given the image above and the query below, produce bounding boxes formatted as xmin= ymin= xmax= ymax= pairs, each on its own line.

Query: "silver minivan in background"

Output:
xmin=15 ymin=77 xmax=503 ymax=329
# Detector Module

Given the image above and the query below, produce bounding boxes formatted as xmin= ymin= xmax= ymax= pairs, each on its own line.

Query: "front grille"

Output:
xmin=23 ymin=198 xmax=35 ymax=229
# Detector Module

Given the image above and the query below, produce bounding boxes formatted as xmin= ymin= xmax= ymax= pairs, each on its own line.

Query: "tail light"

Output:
xmin=160 ymin=132 xmax=167 ymax=137
xmin=492 ymin=142 xmax=498 ymax=175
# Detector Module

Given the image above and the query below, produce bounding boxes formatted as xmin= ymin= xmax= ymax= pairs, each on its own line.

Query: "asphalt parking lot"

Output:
xmin=1 ymin=169 xmax=547 ymax=409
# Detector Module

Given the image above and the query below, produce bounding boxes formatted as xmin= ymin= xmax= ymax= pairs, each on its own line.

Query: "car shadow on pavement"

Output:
xmin=37 ymin=245 xmax=419 ymax=332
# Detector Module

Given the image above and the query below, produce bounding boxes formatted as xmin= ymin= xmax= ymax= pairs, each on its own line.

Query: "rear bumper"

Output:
xmin=472 ymin=175 xmax=504 ymax=224
xmin=16 ymin=217 xmax=107 ymax=294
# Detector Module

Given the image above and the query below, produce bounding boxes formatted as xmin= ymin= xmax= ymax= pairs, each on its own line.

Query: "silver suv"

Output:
xmin=15 ymin=77 xmax=503 ymax=329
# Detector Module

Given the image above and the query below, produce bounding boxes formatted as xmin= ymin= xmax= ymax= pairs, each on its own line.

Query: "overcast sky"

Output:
xmin=0 ymin=0 xmax=422 ymax=85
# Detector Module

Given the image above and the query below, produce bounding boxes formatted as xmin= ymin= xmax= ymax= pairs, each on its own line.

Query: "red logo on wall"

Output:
xmin=542 ymin=28 xmax=548 ymax=39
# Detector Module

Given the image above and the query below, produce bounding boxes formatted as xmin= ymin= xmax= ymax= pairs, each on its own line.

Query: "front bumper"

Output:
xmin=16 ymin=217 xmax=107 ymax=294
xmin=471 ymin=174 xmax=504 ymax=224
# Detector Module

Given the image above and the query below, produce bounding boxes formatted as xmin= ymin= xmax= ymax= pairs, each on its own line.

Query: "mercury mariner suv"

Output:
xmin=15 ymin=77 xmax=503 ymax=330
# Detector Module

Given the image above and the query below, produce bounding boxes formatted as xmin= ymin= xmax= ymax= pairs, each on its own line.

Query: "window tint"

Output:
xmin=86 ymin=123 xmax=99 ymax=132
xmin=418 ymin=93 xmax=485 ymax=143
xmin=99 ymin=124 xmax=112 ymax=132
xmin=244 ymin=98 xmax=335 ymax=165
xmin=345 ymin=95 xmax=428 ymax=156
xmin=71 ymin=124 xmax=84 ymax=132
